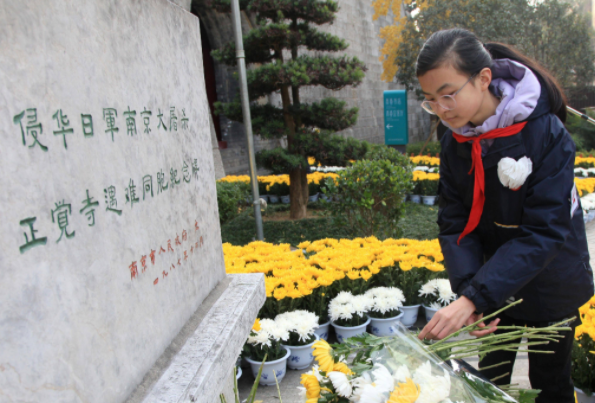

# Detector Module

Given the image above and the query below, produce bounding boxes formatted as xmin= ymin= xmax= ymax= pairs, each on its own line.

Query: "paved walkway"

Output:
xmin=237 ymin=220 xmax=595 ymax=402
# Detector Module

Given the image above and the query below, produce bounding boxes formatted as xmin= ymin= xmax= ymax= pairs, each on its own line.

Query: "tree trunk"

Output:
xmin=289 ymin=168 xmax=308 ymax=219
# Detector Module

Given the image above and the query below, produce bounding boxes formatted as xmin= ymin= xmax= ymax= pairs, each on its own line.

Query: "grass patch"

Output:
xmin=220 ymin=201 xmax=439 ymax=246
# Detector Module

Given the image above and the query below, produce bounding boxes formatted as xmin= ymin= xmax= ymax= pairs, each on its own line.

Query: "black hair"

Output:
xmin=416 ymin=28 xmax=567 ymax=122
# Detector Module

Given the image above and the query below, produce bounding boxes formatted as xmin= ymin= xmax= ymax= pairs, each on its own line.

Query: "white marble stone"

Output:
xmin=126 ymin=273 xmax=265 ymax=403
xmin=0 ymin=1 xmax=233 ymax=402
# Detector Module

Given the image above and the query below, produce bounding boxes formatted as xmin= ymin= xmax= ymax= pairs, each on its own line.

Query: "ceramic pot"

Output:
xmin=245 ymin=347 xmax=291 ymax=386
xmin=281 ymin=334 xmax=320 ymax=370
xmin=331 ymin=317 xmax=371 ymax=343
xmin=369 ymin=312 xmax=405 ymax=337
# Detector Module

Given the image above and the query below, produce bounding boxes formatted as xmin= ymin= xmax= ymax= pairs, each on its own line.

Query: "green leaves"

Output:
xmin=246 ymin=55 xmax=366 ymax=100
xmin=323 ymin=159 xmax=414 ymax=239
xmin=388 ymin=0 xmax=595 ymax=92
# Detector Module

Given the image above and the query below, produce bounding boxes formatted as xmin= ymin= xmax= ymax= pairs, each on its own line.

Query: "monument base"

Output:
xmin=125 ymin=273 xmax=265 ymax=403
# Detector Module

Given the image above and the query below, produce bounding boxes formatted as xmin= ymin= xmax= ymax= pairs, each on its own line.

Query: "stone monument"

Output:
xmin=0 ymin=1 xmax=263 ymax=402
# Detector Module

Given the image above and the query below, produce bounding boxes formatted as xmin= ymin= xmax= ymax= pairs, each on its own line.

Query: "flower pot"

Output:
xmin=423 ymin=305 xmax=439 ymax=322
xmin=245 ymin=347 xmax=291 ymax=386
xmin=308 ymin=193 xmax=319 ymax=203
xmin=314 ymin=320 xmax=330 ymax=341
xmin=400 ymin=305 xmax=421 ymax=328
xmin=236 ymin=366 xmax=242 ymax=380
xmin=588 ymin=210 xmax=595 ymax=222
xmin=575 ymin=387 xmax=595 ymax=403
xmin=281 ymin=195 xmax=290 ymax=204
xmin=422 ymin=195 xmax=437 ymax=206
xmin=369 ymin=312 xmax=405 ymax=337
xmin=410 ymin=195 xmax=422 ymax=204
xmin=269 ymin=195 xmax=280 ymax=204
xmin=331 ymin=317 xmax=371 ymax=344
xmin=281 ymin=334 xmax=320 ymax=370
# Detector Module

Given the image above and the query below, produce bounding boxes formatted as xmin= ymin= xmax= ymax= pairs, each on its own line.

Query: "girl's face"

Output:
xmin=418 ymin=64 xmax=492 ymax=129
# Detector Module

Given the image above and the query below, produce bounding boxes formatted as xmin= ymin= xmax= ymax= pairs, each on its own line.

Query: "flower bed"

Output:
xmin=223 ymin=238 xmax=446 ymax=320
xmin=572 ymin=296 xmax=595 ymax=396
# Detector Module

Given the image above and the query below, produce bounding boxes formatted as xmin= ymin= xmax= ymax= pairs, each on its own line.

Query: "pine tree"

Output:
xmin=211 ymin=0 xmax=368 ymax=219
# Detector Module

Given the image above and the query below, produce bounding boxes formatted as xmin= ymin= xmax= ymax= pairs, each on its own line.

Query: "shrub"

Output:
xmin=365 ymin=143 xmax=413 ymax=168
xmin=323 ymin=159 xmax=413 ymax=239
xmin=406 ymin=141 xmax=441 ymax=156
xmin=216 ymin=181 xmax=250 ymax=225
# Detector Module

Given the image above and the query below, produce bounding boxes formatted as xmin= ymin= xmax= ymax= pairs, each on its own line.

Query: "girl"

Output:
xmin=415 ymin=28 xmax=594 ymax=402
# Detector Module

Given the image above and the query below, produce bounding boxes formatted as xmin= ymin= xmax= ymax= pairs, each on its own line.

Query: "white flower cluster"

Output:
xmin=419 ymin=279 xmax=457 ymax=308
xmin=310 ymin=166 xmax=346 ymax=173
xmin=275 ymin=310 xmax=319 ymax=343
xmin=412 ymin=361 xmax=451 ymax=403
xmin=575 ymin=168 xmax=595 ymax=177
xmin=247 ymin=318 xmax=289 ymax=347
xmin=413 ymin=166 xmax=439 ymax=173
xmin=329 ymin=291 xmax=374 ymax=322
xmin=582 ymin=192 xmax=595 ymax=212
xmin=365 ymin=287 xmax=405 ymax=315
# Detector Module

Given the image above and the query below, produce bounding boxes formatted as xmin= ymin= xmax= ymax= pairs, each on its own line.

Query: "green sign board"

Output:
xmin=384 ymin=90 xmax=408 ymax=145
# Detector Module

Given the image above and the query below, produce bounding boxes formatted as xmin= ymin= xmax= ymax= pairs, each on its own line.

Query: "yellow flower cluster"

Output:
xmin=412 ymin=171 xmax=440 ymax=182
xmin=388 ymin=378 xmax=420 ymax=403
xmin=576 ymin=157 xmax=595 ymax=168
xmin=410 ymin=156 xmax=440 ymax=167
xmin=575 ymin=177 xmax=595 ymax=197
xmin=223 ymin=237 xmax=445 ymax=300
xmin=575 ymin=295 xmax=595 ymax=340
xmin=216 ymin=173 xmax=338 ymax=191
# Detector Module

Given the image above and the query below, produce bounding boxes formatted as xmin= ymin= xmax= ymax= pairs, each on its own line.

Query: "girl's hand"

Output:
xmin=418 ymin=296 xmax=497 ymax=340
xmin=466 ymin=313 xmax=501 ymax=338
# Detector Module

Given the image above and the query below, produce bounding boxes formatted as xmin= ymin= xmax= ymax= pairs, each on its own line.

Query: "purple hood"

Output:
xmin=442 ymin=58 xmax=541 ymax=136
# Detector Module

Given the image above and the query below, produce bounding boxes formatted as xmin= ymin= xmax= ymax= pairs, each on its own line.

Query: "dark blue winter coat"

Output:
xmin=438 ymin=87 xmax=594 ymax=321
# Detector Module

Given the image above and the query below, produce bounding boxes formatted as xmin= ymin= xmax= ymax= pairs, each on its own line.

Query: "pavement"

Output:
xmin=236 ymin=220 xmax=595 ymax=402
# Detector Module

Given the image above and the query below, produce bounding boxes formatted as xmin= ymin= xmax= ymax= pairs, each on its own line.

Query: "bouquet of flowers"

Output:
xmin=299 ymin=300 xmax=572 ymax=403
xmin=365 ymin=287 xmax=406 ymax=319
xmin=419 ymin=279 xmax=457 ymax=309
xmin=329 ymin=291 xmax=373 ymax=327
xmin=276 ymin=310 xmax=319 ymax=346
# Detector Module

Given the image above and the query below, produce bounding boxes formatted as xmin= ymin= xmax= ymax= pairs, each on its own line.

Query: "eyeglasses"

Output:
xmin=420 ymin=73 xmax=477 ymax=115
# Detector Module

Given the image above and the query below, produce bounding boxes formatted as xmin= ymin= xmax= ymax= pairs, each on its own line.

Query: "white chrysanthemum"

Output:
xmin=247 ymin=330 xmax=271 ymax=346
xmin=265 ymin=320 xmax=290 ymax=342
xmin=419 ymin=280 xmax=438 ymax=297
xmin=414 ymin=166 xmax=429 ymax=172
xmin=333 ymin=291 xmax=353 ymax=305
xmin=351 ymin=295 xmax=373 ymax=316
xmin=372 ymin=297 xmax=391 ymax=314
xmin=371 ymin=364 xmax=394 ymax=392
xmin=412 ymin=361 xmax=433 ymax=385
xmin=328 ymin=371 xmax=352 ymax=397
xmin=415 ymin=369 xmax=451 ymax=403
xmin=307 ymin=364 xmax=325 ymax=382
xmin=393 ymin=365 xmax=411 ymax=383
xmin=436 ymin=279 xmax=456 ymax=305
xmin=429 ymin=301 xmax=442 ymax=310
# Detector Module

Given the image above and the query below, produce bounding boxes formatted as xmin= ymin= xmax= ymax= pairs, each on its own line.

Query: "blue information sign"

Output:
xmin=384 ymin=90 xmax=408 ymax=145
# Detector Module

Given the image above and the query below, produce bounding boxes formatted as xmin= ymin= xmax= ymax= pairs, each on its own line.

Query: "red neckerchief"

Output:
xmin=452 ymin=121 xmax=527 ymax=244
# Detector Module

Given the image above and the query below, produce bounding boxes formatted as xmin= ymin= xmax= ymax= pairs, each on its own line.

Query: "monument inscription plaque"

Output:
xmin=0 ymin=1 xmax=246 ymax=402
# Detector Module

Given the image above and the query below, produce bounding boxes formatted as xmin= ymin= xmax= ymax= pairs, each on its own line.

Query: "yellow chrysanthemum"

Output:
xmin=252 ymin=318 xmax=261 ymax=332
xmin=388 ymin=378 xmax=421 ymax=403
xmin=300 ymin=374 xmax=321 ymax=399
xmin=273 ymin=287 xmax=287 ymax=301
xmin=312 ymin=339 xmax=335 ymax=373
xmin=332 ymin=361 xmax=353 ymax=375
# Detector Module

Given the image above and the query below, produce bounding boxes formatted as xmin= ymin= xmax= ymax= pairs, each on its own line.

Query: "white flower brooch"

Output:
xmin=497 ymin=156 xmax=532 ymax=191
